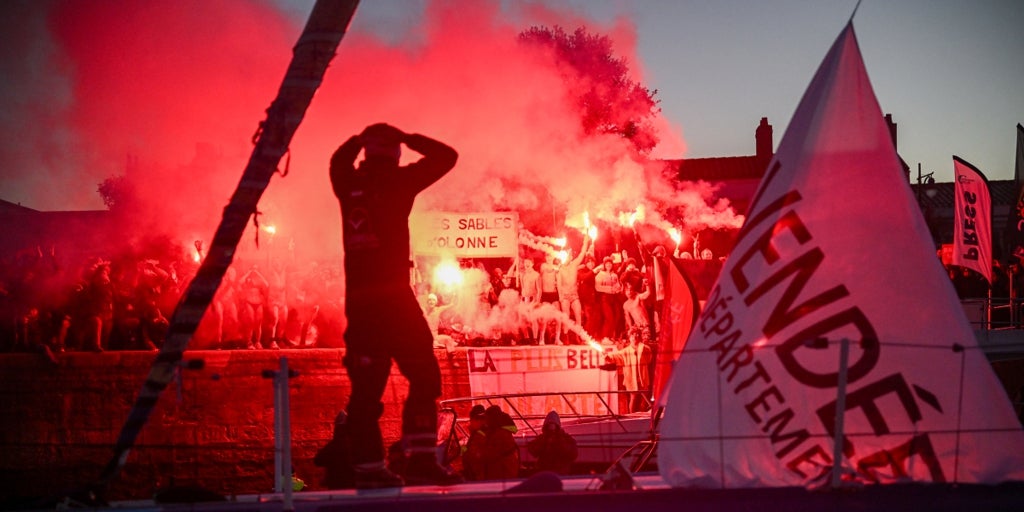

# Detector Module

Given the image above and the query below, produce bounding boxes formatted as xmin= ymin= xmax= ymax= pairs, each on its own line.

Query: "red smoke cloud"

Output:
xmin=1 ymin=0 xmax=740 ymax=265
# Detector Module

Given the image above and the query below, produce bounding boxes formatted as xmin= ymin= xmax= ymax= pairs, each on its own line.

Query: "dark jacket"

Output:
xmin=481 ymin=407 xmax=520 ymax=479
xmin=526 ymin=411 xmax=578 ymax=474
xmin=462 ymin=427 xmax=488 ymax=481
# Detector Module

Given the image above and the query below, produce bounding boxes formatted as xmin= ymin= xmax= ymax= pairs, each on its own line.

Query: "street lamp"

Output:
xmin=916 ymin=163 xmax=936 ymax=196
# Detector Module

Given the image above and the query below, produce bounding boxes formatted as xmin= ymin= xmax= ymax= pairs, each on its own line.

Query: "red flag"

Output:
xmin=658 ymin=22 xmax=1024 ymax=489
xmin=652 ymin=259 xmax=700 ymax=407
xmin=1001 ymin=125 xmax=1024 ymax=263
xmin=952 ymin=157 xmax=992 ymax=283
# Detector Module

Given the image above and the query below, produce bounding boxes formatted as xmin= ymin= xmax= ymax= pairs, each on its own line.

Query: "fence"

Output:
xmin=2 ymin=332 xmax=1022 ymax=502
xmin=963 ymin=297 xmax=1024 ymax=330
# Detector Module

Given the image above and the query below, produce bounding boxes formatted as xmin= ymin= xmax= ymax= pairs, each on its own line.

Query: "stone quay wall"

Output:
xmin=2 ymin=348 xmax=1021 ymax=503
xmin=0 ymin=349 xmax=471 ymax=502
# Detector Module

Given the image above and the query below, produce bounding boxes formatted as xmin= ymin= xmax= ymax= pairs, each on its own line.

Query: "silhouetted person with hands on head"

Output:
xmin=330 ymin=122 xmax=461 ymax=489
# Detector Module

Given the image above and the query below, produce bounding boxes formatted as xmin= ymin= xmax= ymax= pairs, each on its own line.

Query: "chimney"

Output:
xmin=885 ymin=113 xmax=897 ymax=150
xmin=756 ymin=117 xmax=773 ymax=159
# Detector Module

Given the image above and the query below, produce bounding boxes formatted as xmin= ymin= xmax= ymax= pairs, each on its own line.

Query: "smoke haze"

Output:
xmin=0 ymin=0 xmax=740 ymax=265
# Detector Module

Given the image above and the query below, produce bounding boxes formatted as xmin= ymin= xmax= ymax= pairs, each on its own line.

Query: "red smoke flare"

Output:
xmin=2 ymin=0 xmax=740 ymax=269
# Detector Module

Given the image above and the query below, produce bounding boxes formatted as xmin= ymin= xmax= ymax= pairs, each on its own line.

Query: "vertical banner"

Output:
xmin=952 ymin=157 xmax=992 ymax=284
xmin=1002 ymin=124 xmax=1024 ymax=263
xmin=652 ymin=259 xmax=700 ymax=407
xmin=658 ymin=22 xmax=1024 ymax=489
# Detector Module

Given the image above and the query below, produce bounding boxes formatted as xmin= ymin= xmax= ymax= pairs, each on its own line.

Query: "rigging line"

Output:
xmin=93 ymin=0 xmax=360 ymax=491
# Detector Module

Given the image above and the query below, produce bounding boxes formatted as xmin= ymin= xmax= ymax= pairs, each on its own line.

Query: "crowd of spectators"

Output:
xmin=417 ymin=243 xmax=682 ymax=351
xmin=0 ymin=243 xmax=348 ymax=356
xmin=1 ymin=230 xmax=711 ymax=361
xmin=2 ymin=238 xmax=1009 ymax=357
xmin=416 ymin=244 xmax=1024 ymax=349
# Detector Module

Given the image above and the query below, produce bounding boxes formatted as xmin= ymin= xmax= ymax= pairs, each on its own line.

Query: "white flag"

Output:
xmin=658 ymin=22 xmax=1024 ymax=489
xmin=952 ymin=157 xmax=992 ymax=283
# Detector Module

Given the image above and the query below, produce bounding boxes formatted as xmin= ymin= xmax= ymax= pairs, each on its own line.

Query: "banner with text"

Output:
xmin=659 ymin=23 xmax=1024 ymax=489
xmin=410 ymin=211 xmax=519 ymax=258
xmin=952 ymin=157 xmax=992 ymax=283
xmin=1002 ymin=124 xmax=1024 ymax=264
xmin=466 ymin=346 xmax=620 ymax=418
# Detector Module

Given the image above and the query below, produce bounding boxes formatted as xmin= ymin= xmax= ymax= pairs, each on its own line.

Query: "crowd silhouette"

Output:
xmin=0 ymin=242 xmax=347 ymax=356
xmin=1 ymin=239 xmax=1007 ymax=357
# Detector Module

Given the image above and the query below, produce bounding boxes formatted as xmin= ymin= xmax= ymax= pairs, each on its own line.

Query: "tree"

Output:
xmin=519 ymin=25 xmax=660 ymax=153
xmin=97 ymin=174 xmax=136 ymax=212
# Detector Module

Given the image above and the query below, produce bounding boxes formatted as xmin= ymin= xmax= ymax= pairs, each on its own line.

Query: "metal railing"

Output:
xmin=440 ymin=390 xmax=642 ymax=438
xmin=440 ymin=390 xmax=656 ymax=475
xmin=961 ymin=297 xmax=1024 ymax=330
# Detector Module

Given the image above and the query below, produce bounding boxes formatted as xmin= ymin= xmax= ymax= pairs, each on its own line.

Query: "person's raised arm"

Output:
xmin=572 ymin=237 xmax=591 ymax=267
xmin=329 ymin=135 xmax=362 ymax=198
xmin=403 ymin=132 xmax=458 ymax=191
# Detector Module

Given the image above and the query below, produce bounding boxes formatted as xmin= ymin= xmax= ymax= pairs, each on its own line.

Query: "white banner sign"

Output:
xmin=410 ymin=211 xmax=519 ymax=258
xmin=466 ymin=346 xmax=620 ymax=417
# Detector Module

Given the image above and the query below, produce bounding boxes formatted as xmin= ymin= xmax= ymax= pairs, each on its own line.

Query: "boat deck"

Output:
xmin=97 ymin=474 xmax=1024 ymax=512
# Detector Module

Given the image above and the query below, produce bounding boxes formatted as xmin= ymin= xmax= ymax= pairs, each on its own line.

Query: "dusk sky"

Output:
xmin=1 ymin=0 xmax=1021 ymax=221
xmin=317 ymin=0 xmax=1022 ymax=181
xmin=583 ymin=0 xmax=1022 ymax=182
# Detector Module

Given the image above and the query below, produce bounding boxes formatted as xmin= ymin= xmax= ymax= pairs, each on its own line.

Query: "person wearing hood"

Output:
xmin=526 ymin=410 xmax=578 ymax=475
xmin=481 ymin=405 xmax=520 ymax=480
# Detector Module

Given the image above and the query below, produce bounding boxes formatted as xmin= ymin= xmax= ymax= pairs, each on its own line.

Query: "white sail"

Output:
xmin=658 ymin=22 xmax=1024 ymax=488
